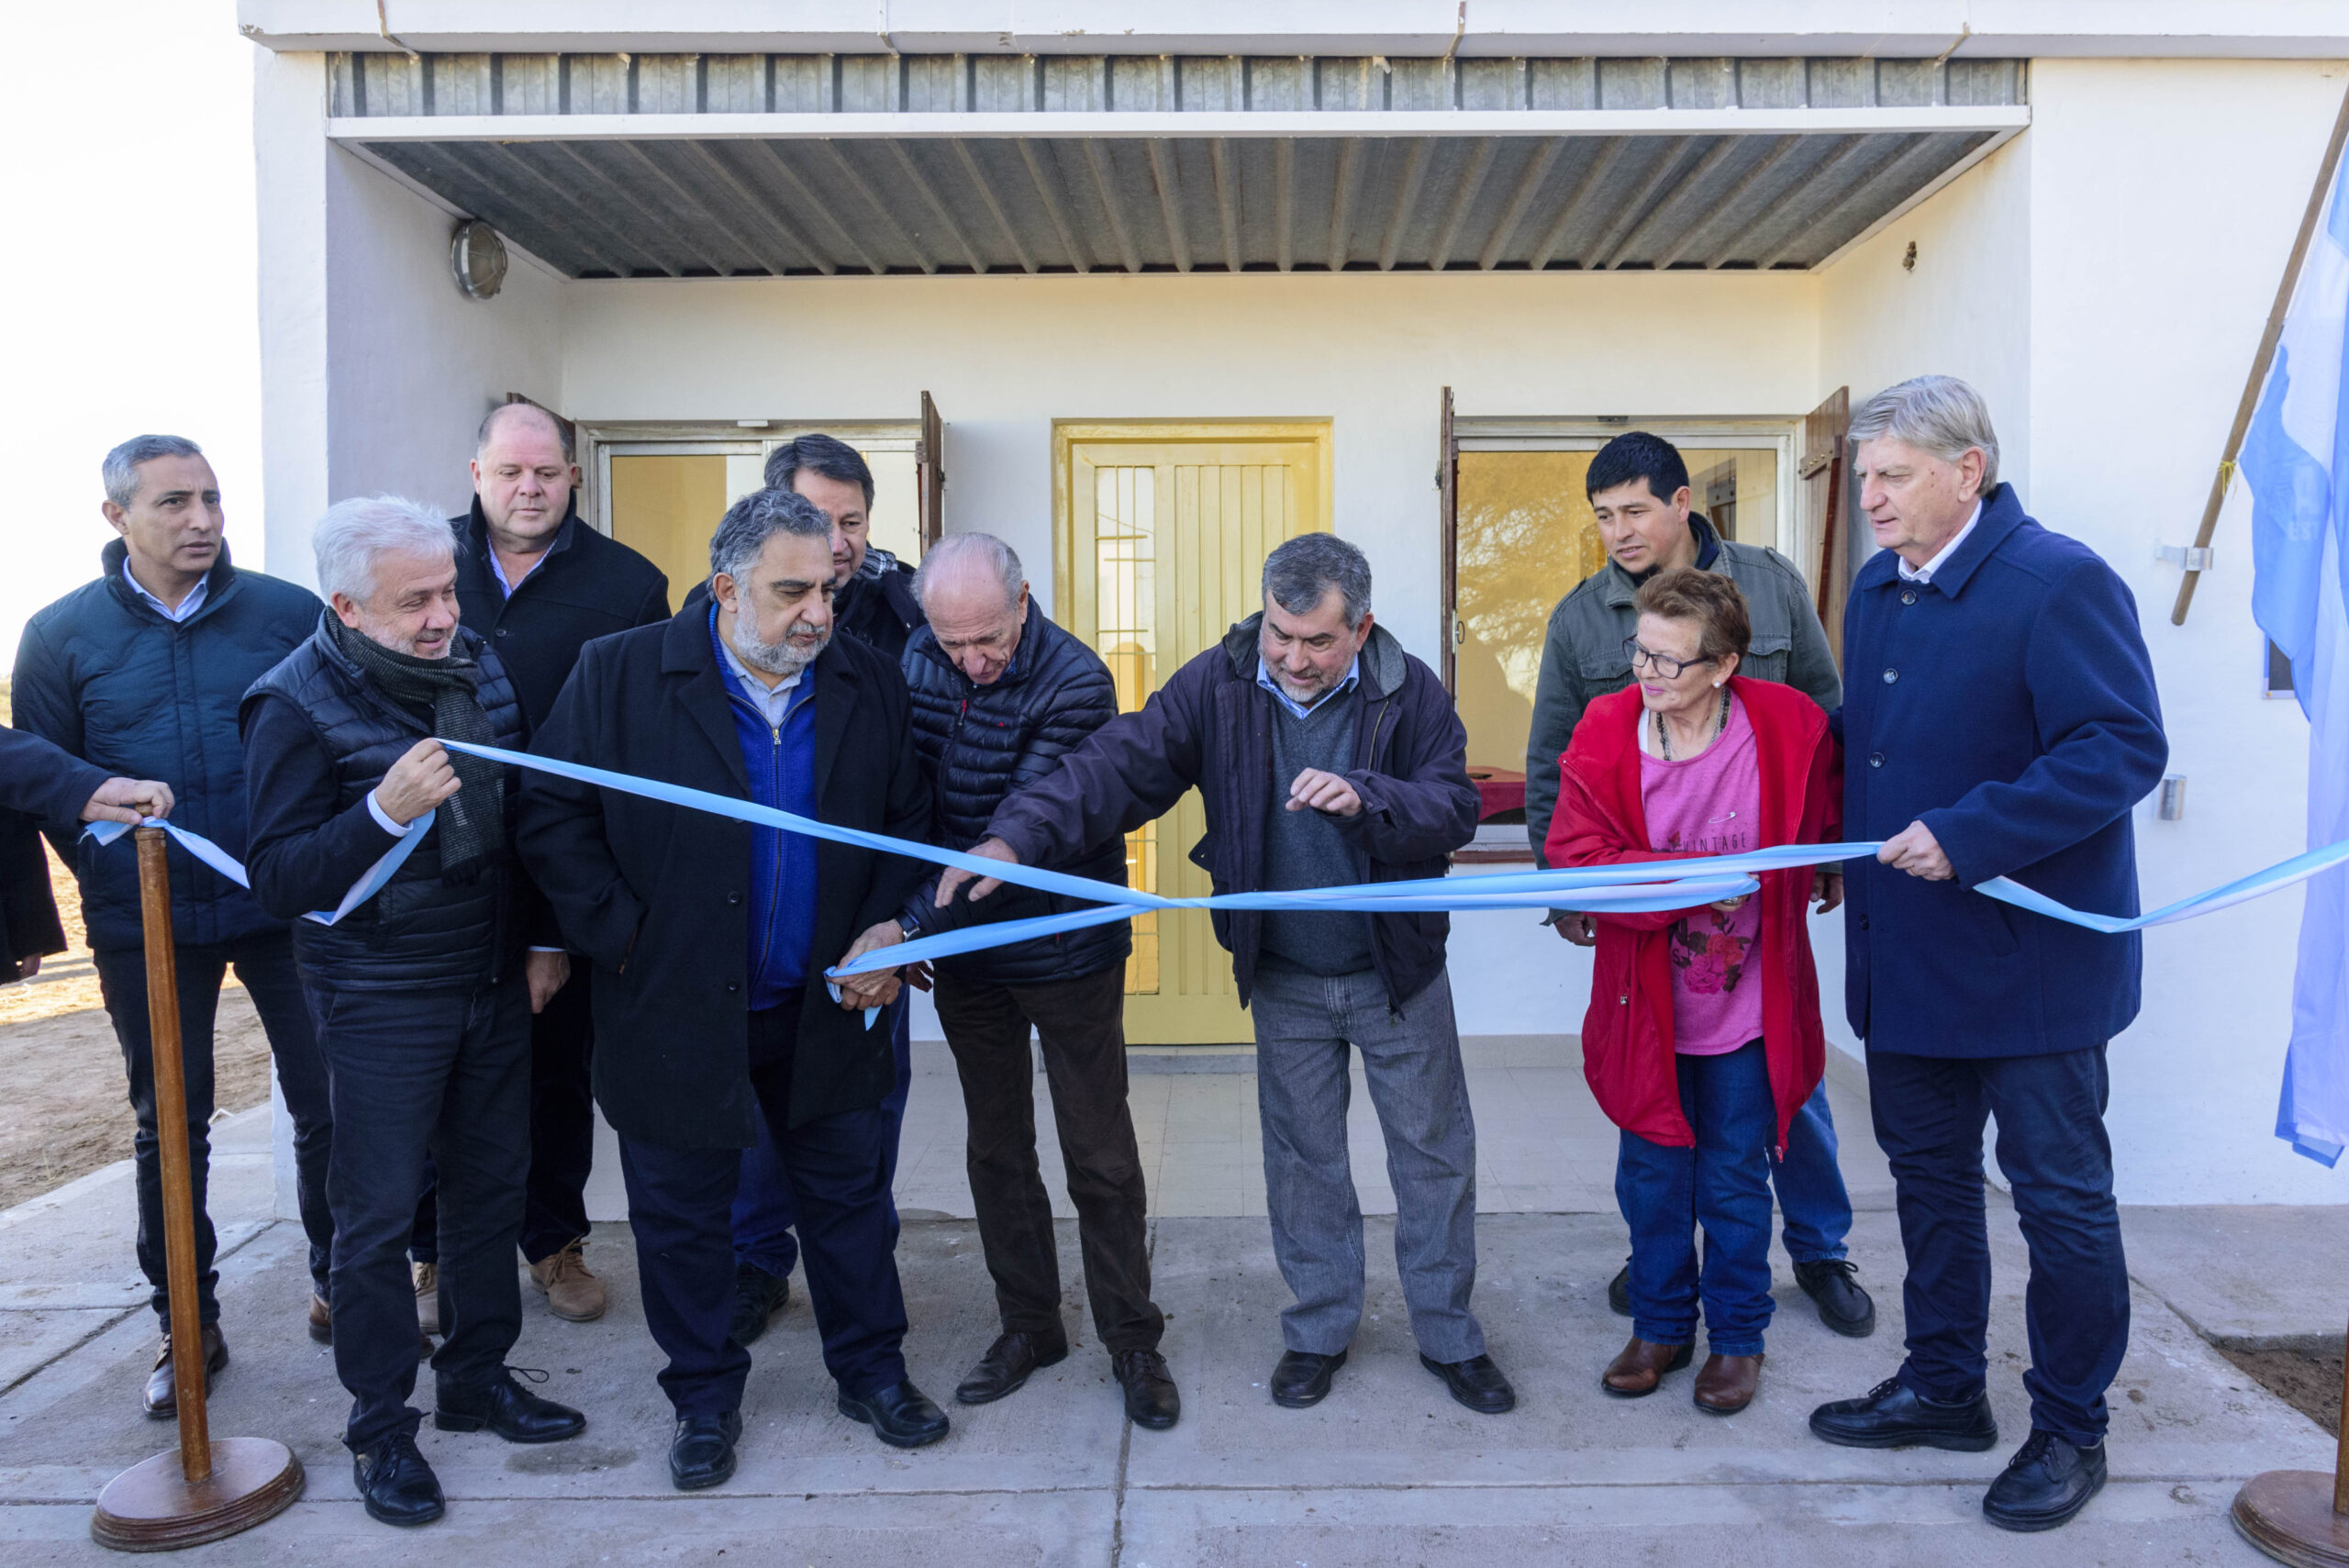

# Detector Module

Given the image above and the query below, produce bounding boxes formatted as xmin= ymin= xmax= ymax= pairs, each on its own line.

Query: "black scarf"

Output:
xmin=330 ymin=617 xmax=504 ymax=884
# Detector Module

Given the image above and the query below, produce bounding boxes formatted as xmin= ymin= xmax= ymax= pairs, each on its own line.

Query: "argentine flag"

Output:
xmin=2242 ymin=147 xmax=2349 ymax=1164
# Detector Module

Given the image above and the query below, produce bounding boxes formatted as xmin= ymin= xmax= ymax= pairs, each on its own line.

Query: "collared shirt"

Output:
xmin=486 ymin=544 xmax=548 ymax=597
xmin=717 ymin=628 xmax=807 ymax=729
xmin=1897 ymin=501 xmax=1984 ymax=585
xmin=1256 ymin=654 xmax=1360 ymax=722
xmin=122 ymin=560 xmax=207 ymax=623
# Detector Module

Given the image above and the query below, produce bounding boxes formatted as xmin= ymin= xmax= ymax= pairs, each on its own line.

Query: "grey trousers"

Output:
xmin=1248 ymin=963 xmax=1485 ymax=1362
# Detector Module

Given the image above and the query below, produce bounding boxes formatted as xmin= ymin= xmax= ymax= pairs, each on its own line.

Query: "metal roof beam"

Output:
xmin=1015 ymin=141 xmax=1090 ymax=272
xmin=1083 ymin=142 xmax=1144 ymax=272
xmin=1146 ymin=141 xmax=1192 ymax=272
xmin=739 ymin=140 xmax=886 ymax=274
xmin=1574 ymin=136 xmax=1695 ymax=268
xmin=1757 ymin=134 xmax=1952 ymax=268
xmin=1209 ymin=139 xmax=1243 ymax=272
xmin=606 ymin=139 xmax=803 ymax=274
xmin=1476 ymin=139 xmax=1563 ymax=270
xmin=393 ymin=140 xmax=638 ymax=277
xmin=1375 ymin=139 xmax=1431 ymax=272
xmin=1594 ymin=134 xmax=1741 ymax=269
xmin=1426 ymin=139 xmax=1498 ymax=272
xmin=1650 ymin=133 xmax=1798 ymax=270
xmin=1525 ymin=139 xmax=1624 ymax=270
xmin=886 ymin=142 xmax=989 ymax=271
xmin=671 ymin=141 xmax=836 ymax=274
xmin=949 ymin=142 xmax=1037 ymax=273
xmin=814 ymin=141 xmax=937 ymax=272
xmin=1324 ymin=137 xmax=1364 ymax=271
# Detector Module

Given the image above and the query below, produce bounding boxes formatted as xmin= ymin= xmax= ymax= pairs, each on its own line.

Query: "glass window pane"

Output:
xmin=1454 ymin=450 xmax=1602 ymax=774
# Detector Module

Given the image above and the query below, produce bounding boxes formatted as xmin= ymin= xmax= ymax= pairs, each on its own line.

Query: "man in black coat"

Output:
xmin=0 ymin=728 xmax=173 ymax=975
xmin=729 ymin=433 xmax=927 ymax=1344
xmin=941 ymin=533 xmax=1513 ymax=1418
xmin=518 ymin=487 xmax=946 ymax=1493
xmin=405 ymin=402 xmax=671 ymax=1331
xmin=899 ymin=534 xmax=1177 ymax=1429
xmin=243 ymin=496 xmax=584 ymax=1529
xmin=14 ymin=433 xmax=336 ymax=1417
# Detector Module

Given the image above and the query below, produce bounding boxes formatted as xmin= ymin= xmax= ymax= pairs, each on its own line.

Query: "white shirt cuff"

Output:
xmin=364 ymin=789 xmax=407 ymax=838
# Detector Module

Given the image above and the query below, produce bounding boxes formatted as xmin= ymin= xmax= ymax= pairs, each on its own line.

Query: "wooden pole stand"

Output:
xmin=90 ymin=828 xmax=303 ymax=1551
xmin=2231 ymin=1311 xmax=2349 ymax=1567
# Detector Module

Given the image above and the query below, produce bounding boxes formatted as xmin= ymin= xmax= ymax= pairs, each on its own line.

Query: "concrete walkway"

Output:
xmin=0 ymin=1040 xmax=2335 ymax=1565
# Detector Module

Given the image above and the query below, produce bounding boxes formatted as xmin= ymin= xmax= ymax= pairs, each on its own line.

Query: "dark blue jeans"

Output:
xmin=732 ymin=995 xmax=910 ymax=1278
xmin=1772 ymin=1080 xmax=1853 ymax=1263
xmin=95 ymin=932 xmax=335 ymax=1325
xmin=1868 ymin=1044 xmax=2129 ymax=1447
xmin=622 ymin=995 xmax=908 ymax=1418
xmin=1617 ymin=1039 xmax=1777 ymax=1356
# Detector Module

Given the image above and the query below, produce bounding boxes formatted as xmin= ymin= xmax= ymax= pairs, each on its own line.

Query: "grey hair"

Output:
xmin=475 ymin=401 xmax=574 ymax=463
xmin=312 ymin=495 xmax=461 ymax=604
xmin=913 ymin=532 xmax=1024 ymax=613
xmin=708 ymin=486 xmax=831 ymax=584
xmin=1849 ymin=374 xmax=2001 ymax=492
xmin=1263 ymin=532 xmax=1372 ymax=628
xmin=102 ymin=435 xmax=205 ymax=509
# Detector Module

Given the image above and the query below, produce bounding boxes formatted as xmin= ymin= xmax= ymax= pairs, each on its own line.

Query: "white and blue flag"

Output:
xmin=2242 ymin=148 xmax=2349 ymax=1165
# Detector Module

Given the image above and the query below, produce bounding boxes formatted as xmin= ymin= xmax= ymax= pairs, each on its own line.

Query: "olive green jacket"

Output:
xmin=1522 ymin=511 xmax=1842 ymax=865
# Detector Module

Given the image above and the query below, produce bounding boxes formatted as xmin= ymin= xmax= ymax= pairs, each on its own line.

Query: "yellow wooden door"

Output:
xmin=1054 ymin=422 xmax=1333 ymax=1045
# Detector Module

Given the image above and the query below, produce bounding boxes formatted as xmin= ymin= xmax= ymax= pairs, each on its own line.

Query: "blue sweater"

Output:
xmin=1838 ymin=484 xmax=2168 ymax=1058
xmin=709 ymin=607 xmax=819 ymax=1009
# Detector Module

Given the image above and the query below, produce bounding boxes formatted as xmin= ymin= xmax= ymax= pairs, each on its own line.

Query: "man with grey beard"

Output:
xmin=518 ymin=486 xmax=944 ymax=1492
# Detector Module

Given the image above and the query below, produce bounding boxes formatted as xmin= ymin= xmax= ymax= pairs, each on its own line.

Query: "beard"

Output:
xmin=729 ymin=614 xmax=829 ymax=677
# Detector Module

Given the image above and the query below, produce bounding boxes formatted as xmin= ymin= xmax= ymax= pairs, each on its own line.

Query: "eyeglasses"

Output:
xmin=1621 ymin=637 xmax=1715 ymax=681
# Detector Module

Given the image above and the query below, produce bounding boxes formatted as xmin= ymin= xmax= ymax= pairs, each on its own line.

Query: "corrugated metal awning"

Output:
xmin=328 ymin=52 xmax=2027 ymax=278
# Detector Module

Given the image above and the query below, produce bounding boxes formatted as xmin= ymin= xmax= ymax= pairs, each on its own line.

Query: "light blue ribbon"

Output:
xmin=435 ymin=740 xmax=2349 ymax=983
xmin=83 ymin=811 xmax=434 ymax=927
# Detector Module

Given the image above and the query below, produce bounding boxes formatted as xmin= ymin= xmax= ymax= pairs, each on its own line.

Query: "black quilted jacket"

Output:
xmin=901 ymin=598 xmax=1130 ymax=986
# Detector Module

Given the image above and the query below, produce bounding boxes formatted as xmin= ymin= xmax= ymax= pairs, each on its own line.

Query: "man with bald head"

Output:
xmin=897 ymin=533 xmax=1178 ymax=1430
xmin=422 ymin=399 xmax=671 ymax=1329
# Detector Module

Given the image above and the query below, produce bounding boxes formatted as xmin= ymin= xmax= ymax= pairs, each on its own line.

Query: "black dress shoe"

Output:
xmin=1809 ymin=1375 xmax=1998 ymax=1451
xmin=1422 ymin=1352 xmax=1517 ymax=1414
xmin=838 ymin=1379 xmax=951 ymax=1448
xmin=729 ymin=1262 xmax=791 ymax=1348
xmin=1607 ymin=1263 xmax=1632 ymax=1318
xmin=352 ymin=1433 xmax=444 ymax=1527
xmin=1794 ymin=1259 xmax=1877 ymax=1338
xmin=954 ymin=1330 xmax=1068 ymax=1406
xmin=670 ymin=1410 xmax=743 ymax=1492
xmin=143 ymin=1324 xmax=229 ymax=1418
xmin=1113 ymin=1349 xmax=1181 ymax=1430
xmin=1983 ymin=1430 xmax=2108 ymax=1532
xmin=1270 ymin=1349 xmax=1347 ymax=1409
xmin=435 ymin=1370 xmax=587 ymax=1443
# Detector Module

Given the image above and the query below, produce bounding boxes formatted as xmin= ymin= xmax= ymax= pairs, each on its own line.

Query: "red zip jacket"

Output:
xmin=1544 ymin=676 xmax=1840 ymax=1152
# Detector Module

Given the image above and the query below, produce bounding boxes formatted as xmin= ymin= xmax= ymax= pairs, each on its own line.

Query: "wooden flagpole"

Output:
xmin=2171 ymin=78 xmax=2349 ymax=627
xmin=90 ymin=828 xmax=304 ymax=1551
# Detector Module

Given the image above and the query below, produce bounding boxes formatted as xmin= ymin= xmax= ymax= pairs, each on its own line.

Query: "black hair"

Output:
xmin=763 ymin=433 xmax=875 ymax=508
xmin=1585 ymin=430 xmax=1690 ymax=506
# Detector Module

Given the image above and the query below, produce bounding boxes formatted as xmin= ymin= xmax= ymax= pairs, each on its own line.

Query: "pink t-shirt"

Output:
xmin=1638 ymin=693 xmax=1765 ymax=1056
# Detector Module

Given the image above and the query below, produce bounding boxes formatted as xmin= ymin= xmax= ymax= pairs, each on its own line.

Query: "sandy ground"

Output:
xmin=0 ymin=845 xmax=272 ymax=1209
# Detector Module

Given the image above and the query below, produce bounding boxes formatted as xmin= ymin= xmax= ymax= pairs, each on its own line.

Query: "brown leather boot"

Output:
xmin=529 ymin=1238 xmax=609 ymax=1323
xmin=1600 ymin=1338 xmax=1692 ymax=1398
xmin=1694 ymin=1352 xmax=1764 ymax=1414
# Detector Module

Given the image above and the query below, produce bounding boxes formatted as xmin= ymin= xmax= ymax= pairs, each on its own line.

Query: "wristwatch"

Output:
xmin=898 ymin=912 xmax=924 ymax=941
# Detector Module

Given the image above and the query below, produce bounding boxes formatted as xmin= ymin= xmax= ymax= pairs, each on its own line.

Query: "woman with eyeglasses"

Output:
xmin=1545 ymin=568 xmax=1842 ymax=1416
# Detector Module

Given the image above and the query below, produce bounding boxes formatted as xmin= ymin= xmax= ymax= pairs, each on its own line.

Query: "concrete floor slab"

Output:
xmin=2117 ymin=1203 xmax=2349 ymax=1349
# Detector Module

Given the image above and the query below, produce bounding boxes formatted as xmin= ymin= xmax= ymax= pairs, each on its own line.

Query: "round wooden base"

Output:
xmin=91 ymin=1438 xmax=305 ymax=1553
xmin=2234 ymin=1471 xmax=2349 ymax=1568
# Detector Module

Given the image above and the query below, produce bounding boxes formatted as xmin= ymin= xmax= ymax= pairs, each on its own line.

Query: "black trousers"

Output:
xmin=94 ymin=932 xmax=334 ymax=1326
xmin=309 ymin=971 xmax=530 ymax=1452
xmin=934 ymin=963 xmax=1163 ymax=1353
xmin=618 ymin=994 xmax=907 ymax=1418
xmin=1868 ymin=1043 xmax=2131 ymax=1447
xmin=409 ymin=965 xmax=596 ymax=1267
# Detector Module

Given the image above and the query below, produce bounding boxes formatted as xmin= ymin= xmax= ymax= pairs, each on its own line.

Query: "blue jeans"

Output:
xmin=1617 ymin=1039 xmax=1777 ymax=1357
xmin=732 ymin=996 xmax=911 ymax=1277
xmin=1869 ymin=1044 xmax=2128 ymax=1446
xmin=1773 ymin=1079 xmax=1854 ymax=1263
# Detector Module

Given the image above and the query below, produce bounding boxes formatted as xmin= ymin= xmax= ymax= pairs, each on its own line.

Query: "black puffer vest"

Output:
xmin=244 ymin=617 xmax=529 ymax=991
xmin=903 ymin=598 xmax=1130 ymax=986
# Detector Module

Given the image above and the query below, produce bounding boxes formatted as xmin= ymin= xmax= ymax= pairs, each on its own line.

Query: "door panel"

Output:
xmin=1055 ymin=424 xmax=1331 ymax=1045
xmin=607 ymin=453 xmax=732 ymax=606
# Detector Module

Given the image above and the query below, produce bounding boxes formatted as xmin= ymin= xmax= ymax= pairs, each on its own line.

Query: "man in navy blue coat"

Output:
xmin=1807 ymin=377 xmax=2167 ymax=1533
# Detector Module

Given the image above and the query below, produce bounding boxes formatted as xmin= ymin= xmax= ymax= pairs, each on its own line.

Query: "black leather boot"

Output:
xmin=1982 ymin=1430 xmax=2108 ymax=1531
xmin=1809 ymin=1375 xmax=1998 ymax=1451
xmin=143 ymin=1325 xmax=228 ymax=1419
xmin=435 ymin=1370 xmax=586 ymax=1443
xmin=352 ymin=1433 xmax=444 ymax=1527
xmin=1794 ymin=1259 xmax=1877 ymax=1338
xmin=954 ymin=1330 xmax=1068 ymax=1406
